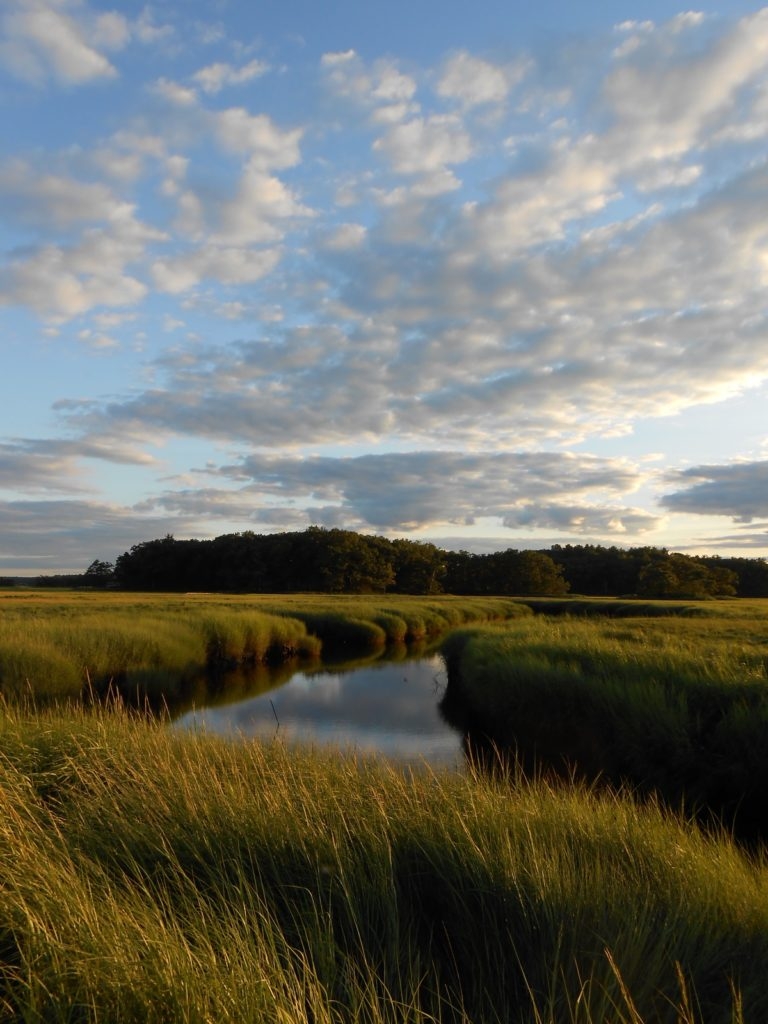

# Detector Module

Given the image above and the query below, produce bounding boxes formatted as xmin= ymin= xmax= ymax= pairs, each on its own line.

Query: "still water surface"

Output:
xmin=174 ymin=653 xmax=462 ymax=769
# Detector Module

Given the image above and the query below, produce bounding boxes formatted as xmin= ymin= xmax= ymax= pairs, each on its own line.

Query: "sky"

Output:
xmin=2 ymin=0 xmax=768 ymax=575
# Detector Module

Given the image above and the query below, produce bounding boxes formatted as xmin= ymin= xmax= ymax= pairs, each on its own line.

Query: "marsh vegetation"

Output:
xmin=0 ymin=591 xmax=528 ymax=708
xmin=2 ymin=701 xmax=768 ymax=1023
xmin=2 ymin=591 xmax=768 ymax=1019
xmin=440 ymin=600 xmax=768 ymax=842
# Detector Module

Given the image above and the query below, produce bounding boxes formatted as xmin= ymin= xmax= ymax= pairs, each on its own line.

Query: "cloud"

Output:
xmin=459 ymin=136 xmax=618 ymax=253
xmin=695 ymin=528 xmax=768 ymax=550
xmin=132 ymin=6 xmax=174 ymax=45
xmin=213 ymin=109 xmax=303 ymax=167
xmin=373 ymin=114 xmax=473 ymax=179
xmin=436 ymin=51 xmax=528 ymax=108
xmin=0 ymin=210 xmax=165 ymax=319
xmin=0 ymin=0 xmax=127 ymax=85
xmin=53 ymin=145 xmax=768 ymax=444
xmin=207 ymin=450 xmax=654 ymax=535
xmin=151 ymin=245 xmax=282 ymax=293
xmin=0 ymin=437 xmax=156 ymax=495
xmin=84 ymin=449 xmax=657 ymax=543
xmin=0 ymin=499 xmax=199 ymax=572
xmin=320 ymin=223 xmax=367 ymax=251
xmin=151 ymin=77 xmax=198 ymax=106
xmin=4 ymin=5 xmax=768 ymax=565
xmin=0 ymin=160 xmax=129 ymax=229
xmin=321 ymin=49 xmax=418 ymax=125
xmin=192 ymin=59 xmax=270 ymax=94
xmin=150 ymin=64 xmax=272 ymax=111
xmin=661 ymin=460 xmax=768 ymax=522
xmin=601 ymin=7 xmax=768 ymax=169
xmin=196 ymin=161 xmax=313 ymax=246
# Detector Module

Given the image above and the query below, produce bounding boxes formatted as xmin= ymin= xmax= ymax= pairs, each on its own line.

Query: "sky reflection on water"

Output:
xmin=174 ymin=654 xmax=462 ymax=768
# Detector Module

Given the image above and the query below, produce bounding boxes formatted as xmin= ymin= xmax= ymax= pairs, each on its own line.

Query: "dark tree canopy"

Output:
xmin=31 ymin=530 xmax=768 ymax=598
xmin=442 ymin=549 xmax=569 ymax=597
xmin=112 ymin=530 xmax=570 ymax=596
xmin=113 ymin=529 xmax=449 ymax=595
xmin=543 ymin=544 xmax=740 ymax=599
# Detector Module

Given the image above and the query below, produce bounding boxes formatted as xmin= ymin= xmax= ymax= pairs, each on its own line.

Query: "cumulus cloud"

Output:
xmin=151 ymin=76 xmax=198 ymax=106
xmin=151 ymin=245 xmax=282 ymax=293
xmin=697 ymin=528 xmax=768 ymax=550
xmin=0 ymin=437 xmax=156 ymax=495
xmin=436 ymin=51 xmax=528 ymax=108
xmin=321 ymin=49 xmax=418 ymax=123
xmin=320 ymin=223 xmax=367 ymax=251
xmin=51 ymin=158 xmax=768 ymax=444
xmin=205 ymin=450 xmax=655 ymax=535
xmin=5 ymin=6 xmax=768 ymax=564
xmin=0 ymin=210 xmax=165 ymax=319
xmin=661 ymin=460 xmax=768 ymax=522
xmin=104 ymin=449 xmax=656 ymax=541
xmin=212 ymin=109 xmax=303 ymax=167
xmin=132 ymin=6 xmax=174 ymax=45
xmin=0 ymin=161 xmax=129 ymax=229
xmin=0 ymin=0 xmax=127 ymax=84
xmin=0 ymin=440 xmax=88 ymax=493
xmin=373 ymin=114 xmax=473 ymax=179
xmin=192 ymin=59 xmax=270 ymax=94
xmin=197 ymin=161 xmax=313 ymax=246
xmin=601 ymin=7 xmax=768 ymax=170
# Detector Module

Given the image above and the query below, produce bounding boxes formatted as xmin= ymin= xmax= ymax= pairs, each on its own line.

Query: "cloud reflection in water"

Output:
xmin=174 ymin=654 xmax=462 ymax=768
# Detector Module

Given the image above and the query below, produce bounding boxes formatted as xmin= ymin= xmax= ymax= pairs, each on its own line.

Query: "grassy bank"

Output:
xmin=439 ymin=602 xmax=768 ymax=840
xmin=0 ymin=702 xmax=767 ymax=1022
xmin=0 ymin=592 xmax=529 ymax=705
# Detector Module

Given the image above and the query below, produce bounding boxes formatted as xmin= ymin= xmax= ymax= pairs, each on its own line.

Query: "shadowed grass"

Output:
xmin=440 ymin=609 xmax=768 ymax=840
xmin=0 ymin=702 xmax=765 ymax=1021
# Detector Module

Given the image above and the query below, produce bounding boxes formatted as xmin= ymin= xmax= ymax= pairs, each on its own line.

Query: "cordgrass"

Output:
xmin=0 ymin=592 xmax=530 ymax=705
xmin=0 ymin=701 xmax=766 ymax=1022
xmin=439 ymin=604 xmax=768 ymax=841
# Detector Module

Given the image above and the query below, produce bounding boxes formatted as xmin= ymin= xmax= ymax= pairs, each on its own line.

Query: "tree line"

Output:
xmin=27 ymin=528 xmax=768 ymax=598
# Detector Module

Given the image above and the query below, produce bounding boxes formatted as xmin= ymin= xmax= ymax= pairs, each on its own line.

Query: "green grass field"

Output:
xmin=2 ymin=592 xmax=768 ymax=1020
xmin=440 ymin=599 xmax=768 ymax=841
xmin=0 ymin=591 xmax=530 ymax=706
xmin=0 ymin=700 xmax=766 ymax=1023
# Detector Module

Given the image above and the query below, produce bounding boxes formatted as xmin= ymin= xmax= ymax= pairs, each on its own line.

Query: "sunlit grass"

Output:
xmin=0 ymin=592 xmax=530 ymax=703
xmin=0 ymin=701 xmax=765 ymax=1022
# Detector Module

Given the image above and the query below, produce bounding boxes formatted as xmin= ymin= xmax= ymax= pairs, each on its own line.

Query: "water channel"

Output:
xmin=173 ymin=651 xmax=464 ymax=769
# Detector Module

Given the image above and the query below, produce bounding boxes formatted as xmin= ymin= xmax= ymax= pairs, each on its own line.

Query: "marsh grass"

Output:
xmin=440 ymin=607 xmax=768 ymax=840
xmin=0 ymin=592 xmax=529 ymax=705
xmin=0 ymin=701 xmax=765 ymax=1021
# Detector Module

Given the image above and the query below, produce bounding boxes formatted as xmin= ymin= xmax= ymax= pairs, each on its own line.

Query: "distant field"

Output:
xmin=0 ymin=590 xmax=530 ymax=705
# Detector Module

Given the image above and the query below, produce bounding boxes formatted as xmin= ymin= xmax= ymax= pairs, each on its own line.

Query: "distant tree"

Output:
xmin=637 ymin=552 xmax=738 ymax=599
xmin=389 ymin=539 xmax=446 ymax=593
xmin=442 ymin=550 xmax=477 ymax=594
xmin=114 ymin=535 xmax=205 ymax=591
xmin=83 ymin=559 xmax=115 ymax=588
xmin=513 ymin=550 xmax=570 ymax=596
xmin=208 ymin=533 xmax=269 ymax=591
xmin=698 ymin=555 xmax=768 ymax=597
xmin=636 ymin=558 xmax=681 ymax=599
xmin=443 ymin=548 xmax=568 ymax=596
xmin=34 ymin=574 xmax=85 ymax=588
xmin=107 ymin=530 xmax=760 ymax=598
xmin=309 ymin=528 xmax=395 ymax=593
xmin=546 ymin=544 xmax=646 ymax=595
